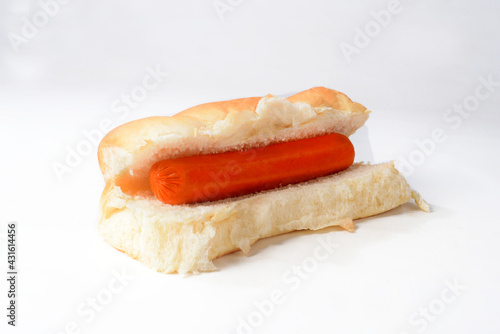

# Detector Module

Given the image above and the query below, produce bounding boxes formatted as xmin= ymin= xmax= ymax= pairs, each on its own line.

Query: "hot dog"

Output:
xmin=97 ymin=87 xmax=429 ymax=274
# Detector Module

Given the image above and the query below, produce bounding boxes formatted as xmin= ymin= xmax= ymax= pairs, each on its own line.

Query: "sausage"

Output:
xmin=149 ymin=133 xmax=355 ymax=205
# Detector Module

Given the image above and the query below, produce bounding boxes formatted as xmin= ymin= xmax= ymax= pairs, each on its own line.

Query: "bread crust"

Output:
xmin=98 ymin=88 xmax=363 ymax=171
xmin=98 ymin=87 xmax=369 ymax=184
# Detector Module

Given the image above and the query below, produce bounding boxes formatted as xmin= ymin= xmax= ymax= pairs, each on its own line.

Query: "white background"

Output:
xmin=1 ymin=0 xmax=500 ymax=333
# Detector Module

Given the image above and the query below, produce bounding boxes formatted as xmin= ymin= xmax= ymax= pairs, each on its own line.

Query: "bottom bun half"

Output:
xmin=98 ymin=162 xmax=429 ymax=274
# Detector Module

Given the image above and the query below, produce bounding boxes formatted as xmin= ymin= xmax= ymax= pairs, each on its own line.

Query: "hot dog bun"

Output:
xmin=97 ymin=87 xmax=428 ymax=274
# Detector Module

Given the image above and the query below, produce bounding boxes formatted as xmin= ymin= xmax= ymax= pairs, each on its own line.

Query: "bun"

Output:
xmin=98 ymin=87 xmax=369 ymax=195
xmin=97 ymin=87 xmax=428 ymax=274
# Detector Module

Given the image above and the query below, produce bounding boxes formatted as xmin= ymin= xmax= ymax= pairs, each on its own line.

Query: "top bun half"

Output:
xmin=97 ymin=87 xmax=370 ymax=198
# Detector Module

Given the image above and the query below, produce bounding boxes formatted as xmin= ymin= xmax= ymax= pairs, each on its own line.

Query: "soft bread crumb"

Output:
xmin=412 ymin=190 xmax=430 ymax=212
xmin=99 ymin=162 xmax=427 ymax=274
xmin=339 ymin=218 xmax=356 ymax=232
